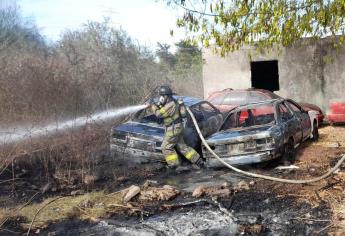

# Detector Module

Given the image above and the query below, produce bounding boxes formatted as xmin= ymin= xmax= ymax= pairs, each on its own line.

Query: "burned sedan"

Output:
xmin=110 ymin=96 xmax=224 ymax=164
xmin=204 ymin=99 xmax=318 ymax=167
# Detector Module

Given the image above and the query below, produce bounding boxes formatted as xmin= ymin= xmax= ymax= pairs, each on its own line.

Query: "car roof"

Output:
xmin=228 ymin=98 xmax=283 ymax=112
xmin=207 ymin=88 xmax=281 ymax=99
xmin=174 ymin=95 xmax=203 ymax=106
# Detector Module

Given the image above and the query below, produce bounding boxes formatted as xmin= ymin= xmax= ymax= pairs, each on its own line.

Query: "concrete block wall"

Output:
xmin=202 ymin=39 xmax=345 ymax=113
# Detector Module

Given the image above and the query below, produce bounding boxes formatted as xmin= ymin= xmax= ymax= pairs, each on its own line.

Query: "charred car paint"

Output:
xmin=110 ymin=96 xmax=224 ymax=164
xmin=204 ymin=99 xmax=318 ymax=167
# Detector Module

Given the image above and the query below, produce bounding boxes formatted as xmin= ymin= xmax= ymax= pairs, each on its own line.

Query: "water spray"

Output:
xmin=0 ymin=104 xmax=147 ymax=145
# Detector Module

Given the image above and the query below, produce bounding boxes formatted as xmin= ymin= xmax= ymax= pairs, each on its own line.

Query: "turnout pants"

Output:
xmin=162 ymin=122 xmax=200 ymax=167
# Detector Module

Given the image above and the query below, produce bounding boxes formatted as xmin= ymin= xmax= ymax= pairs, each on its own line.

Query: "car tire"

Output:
xmin=281 ymin=138 xmax=296 ymax=166
xmin=311 ymin=121 xmax=319 ymax=141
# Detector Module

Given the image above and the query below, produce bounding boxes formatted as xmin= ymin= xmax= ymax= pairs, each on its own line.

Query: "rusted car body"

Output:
xmin=110 ymin=96 xmax=224 ymax=164
xmin=204 ymin=99 xmax=318 ymax=167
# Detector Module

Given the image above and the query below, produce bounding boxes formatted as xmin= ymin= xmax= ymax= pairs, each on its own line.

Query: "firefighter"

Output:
xmin=146 ymin=86 xmax=204 ymax=170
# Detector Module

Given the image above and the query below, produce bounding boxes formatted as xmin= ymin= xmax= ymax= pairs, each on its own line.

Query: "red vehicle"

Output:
xmin=207 ymin=88 xmax=324 ymax=123
xmin=328 ymin=101 xmax=345 ymax=124
xmin=298 ymin=102 xmax=325 ymax=124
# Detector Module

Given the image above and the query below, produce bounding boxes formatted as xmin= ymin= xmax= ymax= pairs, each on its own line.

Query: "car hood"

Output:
xmin=207 ymin=125 xmax=275 ymax=145
xmin=113 ymin=121 xmax=164 ymax=139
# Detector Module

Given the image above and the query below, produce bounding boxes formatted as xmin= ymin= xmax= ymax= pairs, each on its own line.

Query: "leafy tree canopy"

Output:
xmin=166 ymin=0 xmax=345 ymax=55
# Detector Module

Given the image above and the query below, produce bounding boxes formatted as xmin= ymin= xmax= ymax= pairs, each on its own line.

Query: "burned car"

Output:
xmin=204 ymin=99 xmax=318 ymax=167
xmin=206 ymin=88 xmax=324 ymax=124
xmin=110 ymin=96 xmax=224 ymax=164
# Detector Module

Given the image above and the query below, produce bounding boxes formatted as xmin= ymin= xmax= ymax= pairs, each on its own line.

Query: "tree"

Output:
xmin=166 ymin=0 xmax=345 ymax=55
xmin=175 ymin=40 xmax=202 ymax=71
xmin=0 ymin=3 xmax=45 ymax=53
xmin=156 ymin=42 xmax=176 ymax=68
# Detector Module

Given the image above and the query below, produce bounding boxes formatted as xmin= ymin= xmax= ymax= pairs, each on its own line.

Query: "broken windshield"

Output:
xmin=221 ymin=103 xmax=276 ymax=130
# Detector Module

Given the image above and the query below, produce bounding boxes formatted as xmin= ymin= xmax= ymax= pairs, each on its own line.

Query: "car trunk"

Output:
xmin=203 ymin=125 xmax=276 ymax=158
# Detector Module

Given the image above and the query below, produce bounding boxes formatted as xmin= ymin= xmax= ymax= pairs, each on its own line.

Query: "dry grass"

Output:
xmin=253 ymin=125 xmax=345 ymax=234
xmin=302 ymin=126 xmax=345 ymax=227
xmin=287 ymin=126 xmax=345 ymax=234
xmin=0 ymin=191 xmax=124 ymax=230
xmin=314 ymin=126 xmax=345 ymax=147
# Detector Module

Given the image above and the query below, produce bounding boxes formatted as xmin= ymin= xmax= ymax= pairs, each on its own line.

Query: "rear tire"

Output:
xmin=281 ymin=138 xmax=296 ymax=165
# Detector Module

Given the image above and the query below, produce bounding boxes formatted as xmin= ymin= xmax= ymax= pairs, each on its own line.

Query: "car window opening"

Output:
xmin=221 ymin=104 xmax=276 ymax=130
xmin=279 ymin=103 xmax=294 ymax=122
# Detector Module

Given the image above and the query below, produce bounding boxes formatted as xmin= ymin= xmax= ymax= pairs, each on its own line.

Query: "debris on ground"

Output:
xmin=192 ymin=182 xmax=233 ymax=198
xmin=236 ymin=181 xmax=250 ymax=191
xmin=275 ymin=165 xmax=300 ymax=170
xmin=239 ymin=223 xmax=264 ymax=235
xmin=192 ymin=186 xmax=205 ymax=198
xmin=139 ymin=185 xmax=180 ymax=201
xmin=121 ymin=184 xmax=180 ymax=202
xmin=326 ymin=142 xmax=341 ymax=148
xmin=142 ymin=180 xmax=159 ymax=188
xmin=122 ymin=185 xmax=141 ymax=203
xmin=71 ymin=190 xmax=85 ymax=196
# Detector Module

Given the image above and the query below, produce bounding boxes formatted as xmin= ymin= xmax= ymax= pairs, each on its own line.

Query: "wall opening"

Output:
xmin=250 ymin=60 xmax=279 ymax=92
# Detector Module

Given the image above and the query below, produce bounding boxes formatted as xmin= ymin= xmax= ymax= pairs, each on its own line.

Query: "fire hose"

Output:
xmin=186 ymin=106 xmax=345 ymax=184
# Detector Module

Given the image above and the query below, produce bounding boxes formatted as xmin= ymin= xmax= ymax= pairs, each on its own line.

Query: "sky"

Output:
xmin=17 ymin=0 xmax=185 ymax=49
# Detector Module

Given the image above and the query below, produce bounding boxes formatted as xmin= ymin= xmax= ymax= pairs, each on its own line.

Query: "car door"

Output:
xmin=286 ymin=100 xmax=311 ymax=141
xmin=278 ymin=102 xmax=303 ymax=145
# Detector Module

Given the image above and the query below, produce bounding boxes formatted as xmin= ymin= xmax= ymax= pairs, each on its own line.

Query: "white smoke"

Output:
xmin=0 ymin=104 xmax=146 ymax=145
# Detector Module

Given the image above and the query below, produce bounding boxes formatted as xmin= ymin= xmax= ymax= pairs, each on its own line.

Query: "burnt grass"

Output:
xmin=2 ymin=179 xmax=332 ymax=235
xmin=35 ymin=190 xmax=331 ymax=236
xmin=0 ymin=153 xmax=333 ymax=236
xmin=228 ymin=190 xmax=331 ymax=235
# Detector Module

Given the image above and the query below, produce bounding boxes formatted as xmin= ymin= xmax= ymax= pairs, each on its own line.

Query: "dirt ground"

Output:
xmin=1 ymin=125 xmax=345 ymax=235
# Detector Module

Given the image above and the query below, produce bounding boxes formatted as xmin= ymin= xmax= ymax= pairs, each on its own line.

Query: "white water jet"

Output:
xmin=0 ymin=104 xmax=146 ymax=145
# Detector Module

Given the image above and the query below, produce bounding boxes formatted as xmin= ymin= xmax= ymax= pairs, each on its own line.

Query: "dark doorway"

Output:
xmin=250 ymin=60 xmax=279 ymax=92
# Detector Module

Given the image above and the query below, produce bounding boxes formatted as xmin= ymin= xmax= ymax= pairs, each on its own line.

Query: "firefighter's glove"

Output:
xmin=144 ymin=101 xmax=151 ymax=109
xmin=178 ymin=98 xmax=187 ymax=118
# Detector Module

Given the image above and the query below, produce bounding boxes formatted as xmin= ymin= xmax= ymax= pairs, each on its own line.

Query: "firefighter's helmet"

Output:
xmin=158 ymin=86 xmax=173 ymax=96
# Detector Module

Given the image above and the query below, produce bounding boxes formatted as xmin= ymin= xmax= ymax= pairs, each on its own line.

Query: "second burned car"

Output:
xmin=203 ymin=99 xmax=319 ymax=167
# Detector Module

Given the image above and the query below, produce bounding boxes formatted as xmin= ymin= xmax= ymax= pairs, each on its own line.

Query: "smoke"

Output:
xmin=0 ymin=104 xmax=146 ymax=145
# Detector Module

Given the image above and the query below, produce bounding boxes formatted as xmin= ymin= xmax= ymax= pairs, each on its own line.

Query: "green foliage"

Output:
xmin=155 ymin=40 xmax=203 ymax=97
xmin=166 ymin=0 xmax=345 ymax=55
xmin=175 ymin=41 xmax=202 ymax=71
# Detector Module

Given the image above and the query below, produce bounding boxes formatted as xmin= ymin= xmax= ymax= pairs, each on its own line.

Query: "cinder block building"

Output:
xmin=202 ymin=38 xmax=345 ymax=112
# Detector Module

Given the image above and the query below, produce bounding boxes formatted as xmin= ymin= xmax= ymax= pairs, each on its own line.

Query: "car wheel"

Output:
xmin=281 ymin=138 xmax=296 ymax=165
xmin=311 ymin=121 xmax=319 ymax=141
